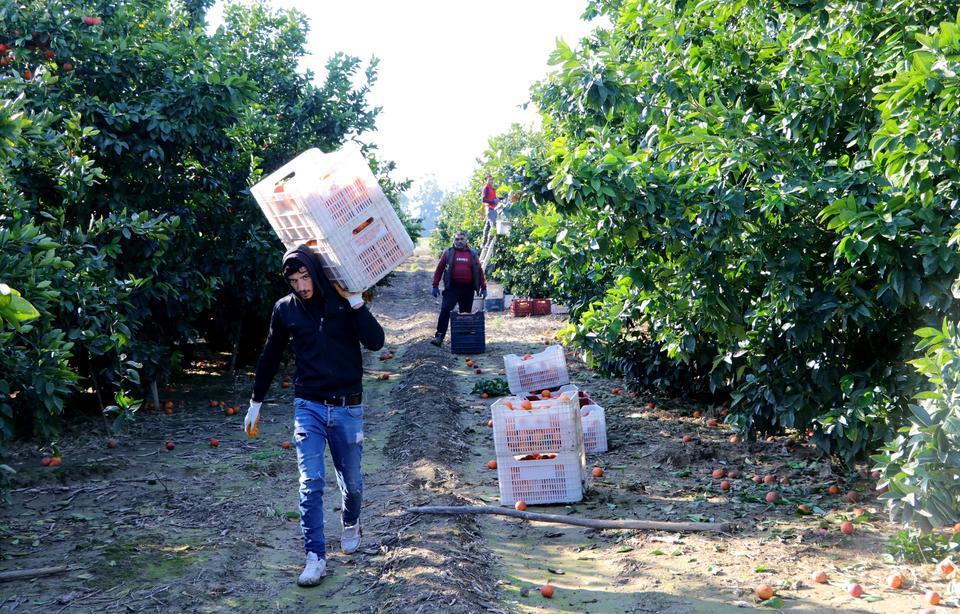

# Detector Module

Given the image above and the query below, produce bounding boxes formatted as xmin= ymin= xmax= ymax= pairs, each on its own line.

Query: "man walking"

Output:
xmin=430 ymin=231 xmax=486 ymax=347
xmin=245 ymin=245 xmax=385 ymax=586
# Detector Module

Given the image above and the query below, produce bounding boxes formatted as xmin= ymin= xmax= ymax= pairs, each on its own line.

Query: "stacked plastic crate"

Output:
xmin=492 ymin=346 xmax=586 ymax=505
xmin=250 ymin=143 xmax=414 ymax=292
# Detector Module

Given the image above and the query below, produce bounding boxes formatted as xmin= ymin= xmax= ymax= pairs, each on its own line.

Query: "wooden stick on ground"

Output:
xmin=0 ymin=566 xmax=71 ymax=582
xmin=406 ymin=506 xmax=732 ymax=533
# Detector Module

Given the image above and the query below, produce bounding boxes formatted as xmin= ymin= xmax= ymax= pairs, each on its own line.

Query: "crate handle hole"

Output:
xmin=352 ymin=216 xmax=375 ymax=235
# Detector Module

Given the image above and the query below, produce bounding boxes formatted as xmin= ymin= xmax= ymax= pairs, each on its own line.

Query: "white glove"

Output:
xmin=346 ymin=293 xmax=364 ymax=309
xmin=244 ymin=400 xmax=262 ymax=438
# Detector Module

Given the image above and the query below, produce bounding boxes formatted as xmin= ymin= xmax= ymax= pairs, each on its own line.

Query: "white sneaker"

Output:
xmin=341 ymin=521 xmax=361 ymax=554
xmin=297 ymin=552 xmax=326 ymax=587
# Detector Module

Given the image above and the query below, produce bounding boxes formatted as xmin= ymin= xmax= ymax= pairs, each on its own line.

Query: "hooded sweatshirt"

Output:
xmin=252 ymin=245 xmax=385 ymax=403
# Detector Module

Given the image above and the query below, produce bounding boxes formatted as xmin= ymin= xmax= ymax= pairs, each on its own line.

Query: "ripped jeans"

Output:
xmin=293 ymin=398 xmax=364 ymax=557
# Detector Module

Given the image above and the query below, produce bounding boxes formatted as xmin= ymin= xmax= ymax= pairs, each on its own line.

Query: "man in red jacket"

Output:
xmin=430 ymin=231 xmax=487 ymax=347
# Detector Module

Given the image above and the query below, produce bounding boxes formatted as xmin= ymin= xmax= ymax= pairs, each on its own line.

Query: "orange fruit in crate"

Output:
xmin=520 ymin=400 xmax=533 ymax=410
xmin=541 ymin=389 xmax=551 ymax=399
xmin=503 ymin=401 xmax=513 ymax=410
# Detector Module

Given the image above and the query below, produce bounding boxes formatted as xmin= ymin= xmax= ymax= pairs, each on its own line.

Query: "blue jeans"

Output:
xmin=293 ymin=398 xmax=364 ymax=557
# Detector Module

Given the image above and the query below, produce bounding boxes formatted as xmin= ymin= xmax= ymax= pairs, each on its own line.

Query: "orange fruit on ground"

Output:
xmin=164 ymin=400 xmax=174 ymax=409
xmin=210 ymin=438 xmax=219 ymax=447
xmin=798 ymin=504 xmax=812 ymax=513
xmin=720 ymin=407 xmax=729 ymax=417
xmin=514 ymin=500 xmax=527 ymax=511
xmin=720 ymin=480 xmax=731 ymax=491
xmin=937 ymin=558 xmax=955 ymax=576
xmin=840 ymin=521 xmax=855 ymax=535
xmin=763 ymin=474 xmax=776 ymax=485
xmin=751 ymin=475 xmax=762 ymax=483
xmin=828 ymin=484 xmax=841 ymax=495
xmin=481 ymin=392 xmax=489 ymax=399
xmin=281 ymin=381 xmax=290 ymax=388
xmin=852 ymin=507 xmax=866 ymax=516
xmin=40 ymin=456 xmax=52 ymax=466
xmin=692 ymin=410 xmax=702 ymax=418
xmin=165 ymin=441 xmax=175 ymax=450
xmin=540 ymin=584 xmax=554 ymax=598
xmin=729 ymin=434 xmax=741 ymax=443
xmin=811 ymin=570 xmax=828 ymax=584
xmin=486 ymin=459 xmax=497 ymax=469
xmin=682 ymin=434 xmax=693 ymax=443
xmin=591 ymin=466 xmax=604 ymax=478
xmin=707 ymin=418 xmax=719 ymax=427
xmin=49 ymin=457 xmax=62 ymax=467
xmin=779 ymin=476 xmax=790 ymax=485
xmin=927 ymin=591 xmax=941 ymax=605
xmin=885 ymin=573 xmax=903 ymax=589
xmin=487 ymin=420 xmax=493 ymax=428
xmin=711 ymin=468 xmax=725 ymax=479
xmin=846 ymin=491 xmax=861 ymax=503
xmin=765 ymin=491 xmax=780 ymax=503
xmin=727 ymin=469 xmax=740 ymax=479
xmin=106 ymin=438 xmax=119 ymax=449
xmin=164 ymin=407 xmax=173 ymax=415
xmin=952 ymin=522 xmax=960 ymax=534
xmin=755 ymin=584 xmax=774 ymax=600
xmin=209 ymin=400 xmax=218 ymax=407
xmin=646 ymin=402 xmax=655 ymax=410
xmin=849 ymin=583 xmax=863 ymax=598
xmin=225 ymin=407 xmax=236 ymax=416
xmin=281 ymin=441 xmax=291 ymax=450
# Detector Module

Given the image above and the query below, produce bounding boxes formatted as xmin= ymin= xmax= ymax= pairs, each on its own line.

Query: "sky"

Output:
xmin=207 ymin=1 xmax=599 ymax=192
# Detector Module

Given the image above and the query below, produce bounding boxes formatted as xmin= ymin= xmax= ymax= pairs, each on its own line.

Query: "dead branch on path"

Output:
xmin=406 ymin=505 xmax=733 ymax=533
xmin=0 ymin=566 xmax=72 ymax=582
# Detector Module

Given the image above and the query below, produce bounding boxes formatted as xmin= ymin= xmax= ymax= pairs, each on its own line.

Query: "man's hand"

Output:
xmin=431 ymin=287 xmax=440 ymax=298
xmin=244 ymin=400 xmax=262 ymax=438
xmin=480 ymin=288 xmax=488 ymax=298
xmin=333 ymin=282 xmax=365 ymax=309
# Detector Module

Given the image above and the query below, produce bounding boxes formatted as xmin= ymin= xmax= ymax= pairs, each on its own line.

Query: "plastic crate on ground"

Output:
xmin=490 ymin=388 xmax=583 ymax=456
xmin=509 ymin=298 xmax=533 ymax=317
xmin=503 ymin=345 xmax=570 ymax=395
xmin=450 ymin=310 xmax=485 ymax=354
xmin=250 ymin=144 xmax=414 ymax=292
xmin=497 ymin=450 xmax=585 ymax=506
xmin=484 ymin=297 xmax=504 ymax=312
xmin=531 ymin=298 xmax=552 ymax=316
xmin=581 ymin=404 xmax=608 ymax=454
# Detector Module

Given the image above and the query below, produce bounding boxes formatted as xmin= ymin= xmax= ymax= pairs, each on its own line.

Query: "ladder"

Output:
xmin=479 ymin=229 xmax=497 ymax=274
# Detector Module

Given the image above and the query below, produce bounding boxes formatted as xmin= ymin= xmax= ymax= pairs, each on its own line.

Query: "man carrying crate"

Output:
xmin=430 ymin=231 xmax=487 ymax=347
xmin=244 ymin=245 xmax=385 ymax=587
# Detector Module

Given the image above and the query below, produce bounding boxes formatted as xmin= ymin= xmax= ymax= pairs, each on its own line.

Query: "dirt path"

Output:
xmin=1 ymin=241 xmax=956 ymax=613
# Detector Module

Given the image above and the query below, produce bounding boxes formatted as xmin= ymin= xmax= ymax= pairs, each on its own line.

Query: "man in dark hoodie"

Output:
xmin=430 ymin=231 xmax=486 ymax=347
xmin=245 ymin=245 xmax=385 ymax=587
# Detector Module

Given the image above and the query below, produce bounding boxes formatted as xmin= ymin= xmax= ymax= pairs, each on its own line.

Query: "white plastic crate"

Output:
xmin=497 ymin=450 xmax=585 ymax=506
xmin=503 ymin=345 xmax=570 ymax=395
xmin=581 ymin=404 xmax=608 ymax=454
xmin=491 ymin=388 xmax=583 ymax=456
xmin=250 ymin=144 xmax=414 ymax=292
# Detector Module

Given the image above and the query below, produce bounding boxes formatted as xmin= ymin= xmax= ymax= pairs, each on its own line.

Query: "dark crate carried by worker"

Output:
xmin=450 ymin=310 xmax=485 ymax=354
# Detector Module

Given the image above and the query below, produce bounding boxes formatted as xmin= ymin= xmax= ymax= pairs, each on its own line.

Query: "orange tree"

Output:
xmin=0 ymin=0 xmax=415 ymax=445
xmin=500 ymin=0 xmax=960 ymax=506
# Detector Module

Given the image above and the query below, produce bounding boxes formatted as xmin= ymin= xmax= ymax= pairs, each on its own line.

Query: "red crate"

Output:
xmin=509 ymin=298 xmax=533 ymax=317
xmin=531 ymin=298 xmax=552 ymax=316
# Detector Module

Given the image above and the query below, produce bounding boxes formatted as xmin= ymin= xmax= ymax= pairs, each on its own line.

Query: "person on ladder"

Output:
xmin=430 ymin=231 xmax=487 ymax=347
xmin=481 ymin=174 xmax=499 ymax=247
